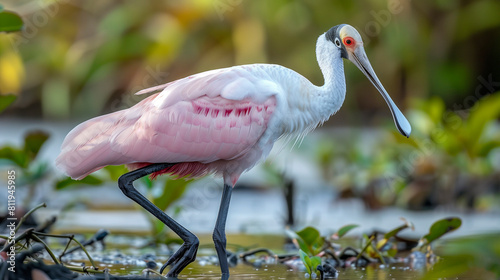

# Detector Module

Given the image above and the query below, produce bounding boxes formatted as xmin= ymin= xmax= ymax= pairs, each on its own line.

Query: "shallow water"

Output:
xmin=95 ymin=261 xmax=488 ymax=280
xmin=55 ymin=234 xmax=495 ymax=280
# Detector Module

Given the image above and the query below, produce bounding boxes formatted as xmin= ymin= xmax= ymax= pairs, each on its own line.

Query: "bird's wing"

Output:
xmin=134 ymin=81 xmax=173 ymax=96
xmin=148 ymin=66 xmax=281 ymax=107
xmin=56 ymin=66 xmax=282 ymax=179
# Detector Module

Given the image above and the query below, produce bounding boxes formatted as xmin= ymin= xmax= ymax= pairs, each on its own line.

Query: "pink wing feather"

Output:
xmin=56 ymin=66 xmax=279 ymax=179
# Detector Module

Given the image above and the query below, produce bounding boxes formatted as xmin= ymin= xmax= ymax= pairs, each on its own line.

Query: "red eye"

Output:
xmin=343 ymin=37 xmax=355 ymax=47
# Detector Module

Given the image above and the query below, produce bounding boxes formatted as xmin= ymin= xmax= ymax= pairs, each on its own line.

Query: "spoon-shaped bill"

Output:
xmin=349 ymin=47 xmax=411 ymax=137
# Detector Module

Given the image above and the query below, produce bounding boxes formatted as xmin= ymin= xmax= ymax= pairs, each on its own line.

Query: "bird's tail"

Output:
xmin=56 ymin=110 xmax=137 ymax=180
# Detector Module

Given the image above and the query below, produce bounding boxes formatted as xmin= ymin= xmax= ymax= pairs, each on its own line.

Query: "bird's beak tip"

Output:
xmin=350 ymin=48 xmax=412 ymax=139
xmin=397 ymin=117 xmax=412 ymax=138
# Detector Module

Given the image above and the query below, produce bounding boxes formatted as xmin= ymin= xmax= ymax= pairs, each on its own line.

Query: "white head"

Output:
xmin=323 ymin=24 xmax=411 ymax=137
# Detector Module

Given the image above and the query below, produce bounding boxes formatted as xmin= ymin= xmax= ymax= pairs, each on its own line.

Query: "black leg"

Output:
xmin=213 ymin=184 xmax=233 ymax=278
xmin=118 ymin=163 xmax=199 ymax=277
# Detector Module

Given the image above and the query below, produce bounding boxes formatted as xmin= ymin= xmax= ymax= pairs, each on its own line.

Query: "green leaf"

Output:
xmin=55 ymin=175 xmax=104 ymax=190
xmin=424 ymin=96 xmax=446 ymax=125
xmin=296 ymin=226 xmax=321 ymax=247
xmin=358 ymin=234 xmax=375 ymax=258
xmin=419 ymin=217 xmax=462 ymax=248
xmin=310 ymin=256 xmax=322 ymax=274
xmin=476 ymin=139 xmax=500 ymax=158
xmin=386 ymin=245 xmax=398 ymax=258
xmin=371 ymin=239 xmax=386 ymax=263
xmin=285 ymin=229 xmax=309 ymax=254
xmin=20 ymin=162 xmax=50 ymax=185
xmin=384 ymin=218 xmax=414 ymax=240
xmin=296 ymin=226 xmax=324 ymax=255
xmin=0 ymin=10 xmax=24 ymax=33
xmin=465 ymin=92 xmax=500 ymax=150
xmin=140 ymin=175 xmax=154 ymax=190
xmin=0 ymin=146 xmax=28 ymax=168
xmin=373 ymin=218 xmax=414 ymax=251
xmin=455 ymin=1 xmax=500 ymax=41
xmin=299 ymin=249 xmax=312 ymax=275
xmin=23 ymin=131 xmax=50 ymax=162
xmin=0 ymin=94 xmax=16 ymax=113
xmin=333 ymin=224 xmax=359 ymax=239
xmin=423 ymin=233 xmax=500 ymax=278
xmin=153 ymin=218 xmax=166 ymax=236
xmin=0 ymin=130 xmax=49 ymax=169
xmin=103 ymin=165 xmax=129 ymax=181
xmin=153 ymin=177 xmax=193 ymax=211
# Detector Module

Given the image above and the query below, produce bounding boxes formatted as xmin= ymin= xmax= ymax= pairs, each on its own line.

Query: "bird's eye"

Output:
xmin=343 ymin=37 xmax=355 ymax=47
xmin=334 ymin=38 xmax=341 ymax=48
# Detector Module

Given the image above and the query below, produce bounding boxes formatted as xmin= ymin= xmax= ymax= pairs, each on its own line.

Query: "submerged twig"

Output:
xmin=240 ymin=248 xmax=278 ymax=261
xmin=63 ymin=265 xmax=104 ymax=274
xmin=141 ymin=268 xmax=166 ymax=278
xmin=322 ymin=249 xmax=341 ymax=263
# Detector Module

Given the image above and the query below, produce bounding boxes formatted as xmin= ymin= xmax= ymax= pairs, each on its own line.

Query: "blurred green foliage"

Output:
xmin=394 ymin=93 xmax=500 ymax=209
xmin=0 ymin=130 xmax=50 ymax=207
xmin=0 ymin=8 xmax=23 ymax=33
xmin=359 ymin=218 xmax=415 ymax=261
xmin=333 ymin=224 xmax=359 ymax=239
xmin=0 ymin=94 xmax=16 ymax=112
xmin=424 ymin=234 xmax=500 ymax=279
xmin=416 ymin=217 xmax=462 ymax=249
xmin=299 ymin=249 xmax=322 ymax=278
xmin=292 ymin=217 xmax=466 ymax=278
xmin=0 ymin=0 xmax=498 ymax=122
xmin=139 ymin=174 xmax=194 ymax=244
xmin=317 ymin=92 xmax=500 ymax=211
xmin=292 ymin=226 xmax=325 ymax=256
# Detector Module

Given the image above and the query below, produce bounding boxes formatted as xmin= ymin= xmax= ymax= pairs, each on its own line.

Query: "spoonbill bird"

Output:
xmin=56 ymin=24 xmax=411 ymax=278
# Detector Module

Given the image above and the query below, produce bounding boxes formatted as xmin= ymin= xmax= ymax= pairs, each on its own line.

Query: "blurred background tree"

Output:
xmin=0 ymin=0 xmax=497 ymax=122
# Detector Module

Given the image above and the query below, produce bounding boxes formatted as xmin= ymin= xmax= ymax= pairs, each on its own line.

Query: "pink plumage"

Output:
xmin=56 ymin=66 xmax=279 ymax=184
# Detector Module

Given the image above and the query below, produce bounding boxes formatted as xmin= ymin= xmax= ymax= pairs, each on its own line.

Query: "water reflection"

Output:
xmin=66 ymin=234 xmax=494 ymax=280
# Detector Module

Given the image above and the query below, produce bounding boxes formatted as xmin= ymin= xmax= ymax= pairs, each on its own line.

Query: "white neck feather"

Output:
xmin=314 ymin=34 xmax=346 ymax=120
xmin=265 ymin=34 xmax=347 ymax=139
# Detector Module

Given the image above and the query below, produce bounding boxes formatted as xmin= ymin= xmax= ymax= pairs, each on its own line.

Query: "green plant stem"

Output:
xmin=370 ymin=240 xmax=386 ymax=265
xmin=356 ymin=235 xmax=375 ymax=261
xmin=30 ymin=234 xmax=60 ymax=265
xmin=64 ymin=265 xmax=103 ymax=274
xmin=323 ymin=249 xmax=341 ymax=263
xmin=60 ymin=235 xmax=74 ymax=261
xmin=1 ymin=228 xmax=34 ymax=253
xmin=34 ymin=231 xmax=97 ymax=269
xmin=15 ymin=202 xmax=46 ymax=233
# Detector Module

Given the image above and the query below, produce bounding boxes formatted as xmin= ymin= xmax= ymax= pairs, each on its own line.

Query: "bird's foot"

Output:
xmin=160 ymin=240 xmax=199 ymax=277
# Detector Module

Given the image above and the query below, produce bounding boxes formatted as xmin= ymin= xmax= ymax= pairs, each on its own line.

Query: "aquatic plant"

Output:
xmin=292 ymin=217 xmax=462 ymax=279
